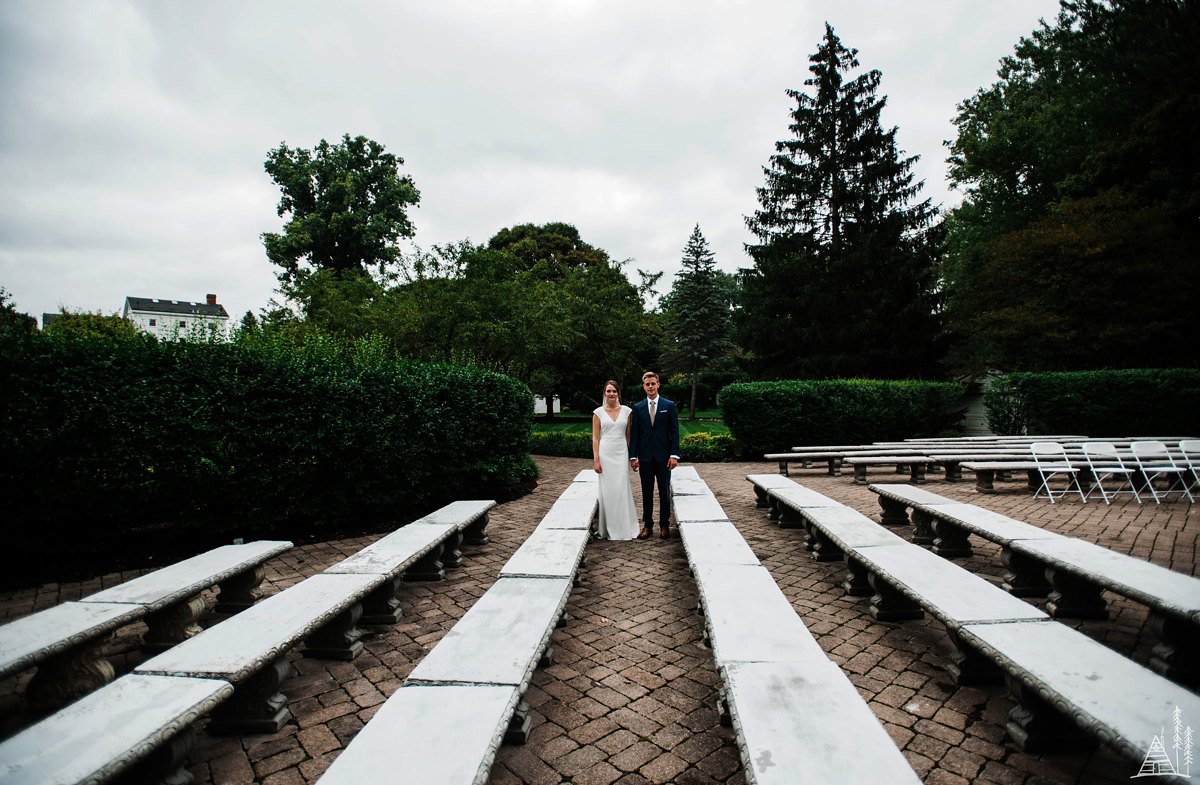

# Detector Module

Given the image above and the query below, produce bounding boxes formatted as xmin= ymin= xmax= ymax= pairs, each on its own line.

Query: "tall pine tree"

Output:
xmin=739 ymin=24 xmax=943 ymax=380
xmin=661 ymin=225 xmax=733 ymax=418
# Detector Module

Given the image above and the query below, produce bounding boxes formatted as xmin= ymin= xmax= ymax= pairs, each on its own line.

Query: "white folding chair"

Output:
xmin=1179 ymin=440 xmax=1200 ymax=494
xmin=1079 ymin=442 xmax=1141 ymax=505
xmin=1030 ymin=442 xmax=1085 ymax=503
xmin=1129 ymin=441 xmax=1195 ymax=504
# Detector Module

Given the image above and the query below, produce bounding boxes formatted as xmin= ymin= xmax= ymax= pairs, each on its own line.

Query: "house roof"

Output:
xmin=124 ymin=297 xmax=230 ymax=318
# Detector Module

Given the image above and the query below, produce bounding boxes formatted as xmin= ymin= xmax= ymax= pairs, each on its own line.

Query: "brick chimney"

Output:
xmin=206 ymin=294 xmax=217 ymax=305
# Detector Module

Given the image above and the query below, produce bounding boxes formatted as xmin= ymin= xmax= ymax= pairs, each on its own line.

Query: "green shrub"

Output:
xmin=529 ymin=431 xmax=593 ymax=458
xmin=0 ymin=330 xmax=533 ymax=540
xmin=982 ymin=369 xmax=1200 ymax=436
xmin=680 ymin=432 xmax=738 ymax=462
xmin=719 ymin=379 xmax=963 ymax=455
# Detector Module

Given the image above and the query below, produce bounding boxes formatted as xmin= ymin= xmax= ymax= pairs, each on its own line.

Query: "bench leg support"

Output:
xmin=943 ymin=462 xmax=962 ymax=482
xmin=405 ymin=543 xmax=446 ymax=582
xmin=215 ymin=565 xmax=267 ymax=614
xmin=829 ymin=458 xmax=842 ymax=476
xmin=717 ymin=689 xmax=732 ymax=727
xmin=867 ymin=574 xmax=924 ymax=622
xmin=143 ymin=594 xmax=207 ymax=654
xmin=778 ymin=461 xmax=788 ymax=476
xmin=931 ymin=520 xmax=973 ymax=558
xmin=440 ymin=531 xmax=464 ymax=570
xmin=752 ymin=486 xmax=770 ymax=509
xmin=556 ymin=611 xmax=572 ymax=629
xmin=810 ymin=528 xmax=845 ymax=563
xmin=946 ymin=630 xmax=1004 ymax=686
xmin=1005 ymin=674 xmax=1096 ymax=753
xmin=1149 ymin=611 xmax=1200 ymax=687
xmin=877 ymin=496 xmax=909 ymax=528
xmin=910 ymin=464 xmax=928 ymax=484
xmin=539 ymin=646 xmax=555 ymax=668
xmin=842 ymin=556 xmax=872 ymax=597
xmin=974 ymin=469 xmax=996 ymax=494
xmin=111 ymin=725 xmax=197 ymax=785
xmin=911 ymin=510 xmax=935 ymax=546
xmin=767 ymin=498 xmax=782 ymax=522
xmin=26 ymin=633 xmax=116 ymax=713
xmin=208 ymin=658 xmax=292 ymax=734
xmin=778 ymin=506 xmax=805 ymax=531
xmin=853 ymin=465 xmax=868 ymax=485
xmin=1000 ymin=548 xmax=1051 ymax=598
xmin=1045 ymin=569 xmax=1108 ymax=620
xmin=463 ymin=513 xmax=490 ymax=546
xmin=304 ymin=603 xmax=365 ymax=660
xmin=505 ymin=700 xmax=532 ymax=745
xmin=360 ymin=575 xmax=404 ymax=625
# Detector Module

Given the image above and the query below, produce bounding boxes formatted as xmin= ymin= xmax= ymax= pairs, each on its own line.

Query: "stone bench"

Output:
xmin=134 ymin=500 xmax=495 ymax=733
xmin=320 ymin=484 xmax=594 ymax=785
xmin=925 ymin=453 xmax=1028 ymax=482
xmin=958 ymin=620 xmax=1200 ymax=757
xmin=0 ymin=539 xmax=291 ymax=712
xmin=765 ymin=449 xmax=925 ymax=476
xmin=959 ymin=460 xmax=1078 ymax=494
xmin=678 ymin=478 xmax=922 ymax=784
xmin=842 ymin=456 xmax=937 ymax=484
xmin=871 ymin=483 xmax=1200 ymax=686
xmin=758 ymin=477 xmax=1200 ymax=757
xmin=0 ymin=672 xmax=233 ymax=785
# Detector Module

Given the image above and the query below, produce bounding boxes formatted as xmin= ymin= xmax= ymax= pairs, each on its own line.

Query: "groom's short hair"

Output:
xmin=642 ymin=371 xmax=659 ymax=382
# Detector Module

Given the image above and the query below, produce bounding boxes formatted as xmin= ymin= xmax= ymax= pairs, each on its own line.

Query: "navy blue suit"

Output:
xmin=628 ymin=396 xmax=681 ymax=528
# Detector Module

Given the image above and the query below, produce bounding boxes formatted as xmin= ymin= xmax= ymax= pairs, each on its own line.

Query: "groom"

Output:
xmin=628 ymin=371 xmax=681 ymax=540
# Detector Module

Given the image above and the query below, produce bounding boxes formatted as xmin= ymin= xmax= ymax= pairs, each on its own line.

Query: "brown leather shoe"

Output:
xmin=660 ymin=526 xmax=670 ymax=539
xmin=637 ymin=526 xmax=652 ymax=540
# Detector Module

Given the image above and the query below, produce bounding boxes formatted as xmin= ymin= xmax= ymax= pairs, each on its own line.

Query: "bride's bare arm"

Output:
xmin=592 ymin=414 xmax=603 ymax=473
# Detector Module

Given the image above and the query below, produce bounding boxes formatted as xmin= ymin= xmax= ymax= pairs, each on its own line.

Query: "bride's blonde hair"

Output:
xmin=603 ymin=380 xmax=621 ymax=403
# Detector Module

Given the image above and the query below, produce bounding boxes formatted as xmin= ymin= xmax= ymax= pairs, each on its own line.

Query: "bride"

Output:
xmin=591 ymin=380 xmax=640 ymax=540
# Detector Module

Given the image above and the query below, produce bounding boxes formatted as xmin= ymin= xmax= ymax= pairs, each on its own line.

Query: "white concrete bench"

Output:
xmin=870 ymin=483 xmax=1200 ymax=686
xmin=843 ymin=455 xmax=937 ymax=485
xmin=0 ymin=539 xmax=291 ymax=712
xmin=132 ymin=500 xmax=496 ymax=734
xmin=678 ymin=479 xmax=922 ymax=784
xmin=0 ymin=673 xmax=233 ymax=785
xmin=319 ymin=483 xmax=593 ymax=784
xmin=765 ymin=449 xmax=925 ymax=476
xmin=958 ymin=620 xmax=1200 ymax=756
xmin=756 ymin=478 xmax=1200 ymax=757
xmin=960 ymin=460 xmax=1076 ymax=494
xmin=0 ymin=501 xmax=496 ymax=784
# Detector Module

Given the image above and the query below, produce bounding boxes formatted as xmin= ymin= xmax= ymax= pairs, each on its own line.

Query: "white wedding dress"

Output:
xmin=594 ymin=405 xmax=639 ymax=540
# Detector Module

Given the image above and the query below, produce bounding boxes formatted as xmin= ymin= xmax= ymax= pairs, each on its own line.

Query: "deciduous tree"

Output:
xmin=262 ymin=135 xmax=420 ymax=283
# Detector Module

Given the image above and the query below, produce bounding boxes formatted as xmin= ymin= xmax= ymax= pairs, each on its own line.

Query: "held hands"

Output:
xmin=630 ymin=458 xmax=639 ymax=471
xmin=594 ymin=458 xmax=603 ymax=474
xmin=667 ymin=457 xmax=678 ymax=471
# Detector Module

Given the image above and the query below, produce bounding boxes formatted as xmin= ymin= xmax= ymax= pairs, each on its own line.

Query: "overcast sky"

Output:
xmin=1 ymin=0 xmax=1062 ymax=325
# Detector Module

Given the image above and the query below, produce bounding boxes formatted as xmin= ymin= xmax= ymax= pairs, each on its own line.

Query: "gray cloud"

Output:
xmin=1 ymin=0 xmax=1060 ymax=323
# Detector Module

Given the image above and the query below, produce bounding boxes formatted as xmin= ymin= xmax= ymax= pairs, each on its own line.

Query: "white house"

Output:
xmin=123 ymin=294 xmax=230 ymax=339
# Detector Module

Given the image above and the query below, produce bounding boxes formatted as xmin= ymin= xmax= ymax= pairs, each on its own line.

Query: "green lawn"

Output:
xmin=533 ymin=419 xmax=730 ymax=436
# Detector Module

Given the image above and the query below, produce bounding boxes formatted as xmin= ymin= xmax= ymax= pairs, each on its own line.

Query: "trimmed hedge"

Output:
xmin=530 ymin=430 xmax=736 ymax=463
xmin=720 ymin=379 xmax=963 ymax=455
xmin=982 ymin=368 xmax=1200 ymax=436
xmin=0 ymin=331 xmax=533 ymax=540
xmin=530 ymin=431 xmax=593 ymax=458
xmin=680 ymin=432 xmax=738 ymax=463
xmin=622 ymin=382 xmax=712 ymax=411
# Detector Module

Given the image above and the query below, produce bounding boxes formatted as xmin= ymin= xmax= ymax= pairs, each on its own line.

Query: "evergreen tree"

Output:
xmin=660 ymin=225 xmax=733 ymax=419
xmin=739 ymin=24 xmax=943 ymax=380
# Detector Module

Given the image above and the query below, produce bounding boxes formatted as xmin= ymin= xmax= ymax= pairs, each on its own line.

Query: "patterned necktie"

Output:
xmin=649 ymin=399 xmax=656 ymax=426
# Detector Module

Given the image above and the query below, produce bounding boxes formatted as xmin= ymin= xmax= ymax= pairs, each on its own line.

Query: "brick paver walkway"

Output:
xmin=0 ymin=456 xmax=1195 ymax=784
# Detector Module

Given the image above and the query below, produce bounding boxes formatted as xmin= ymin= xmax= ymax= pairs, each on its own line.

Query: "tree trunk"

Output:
xmin=689 ymin=366 xmax=699 ymax=421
